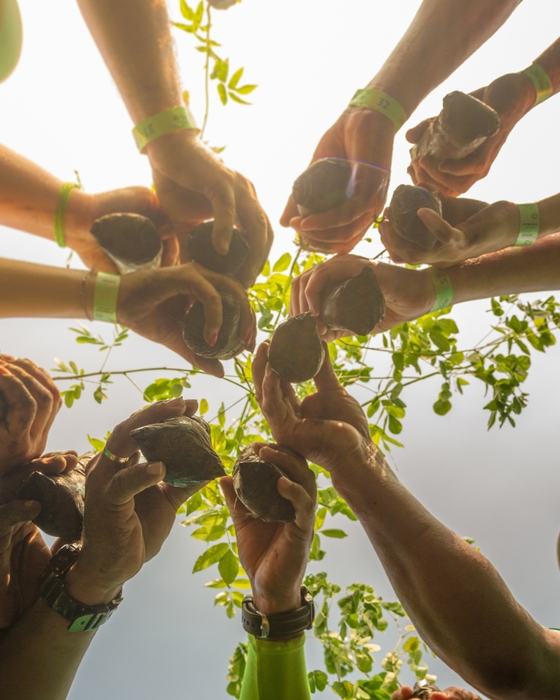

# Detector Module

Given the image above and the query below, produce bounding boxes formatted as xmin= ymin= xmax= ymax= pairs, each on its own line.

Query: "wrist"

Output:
xmin=339 ymin=108 xmax=395 ymax=164
xmin=64 ymin=558 xmax=123 ymax=607
xmin=63 ymin=189 xmax=96 ymax=248
xmin=251 ymin=589 xmax=302 ymax=617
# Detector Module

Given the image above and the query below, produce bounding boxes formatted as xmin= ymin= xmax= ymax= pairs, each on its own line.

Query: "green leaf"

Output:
xmin=433 ymin=399 xmax=452 ymax=416
xmin=87 ymin=435 xmax=104 ymax=453
xmin=321 ymin=529 xmax=348 ymax=539
xmin=179 ymin=0 xmax=194 ymax=19
xmin=218 ymin=549 xmax=239 ymax=585
xmin=200 ymin=398 xmax=209 ymax=415
xmin=273 ymin=252 xmax=291 ymax=272
xmin=228 ymin=67 xmax=244 ymax=89
xmin=233 ymin=84 xmax=258 ymax=95
xmin=191 ymin=525 xmax=226 ymax=541
xmin=192 ymin=543 xmax=229 ymax=573
xmin=228 ymin=92 xmax=251 ymax=105
xmin=218 ymin=82 xmax=228 ymax=105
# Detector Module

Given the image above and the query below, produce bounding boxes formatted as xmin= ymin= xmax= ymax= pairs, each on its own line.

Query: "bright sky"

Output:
xmin=1 ymin=1 xmax=560 ymax=697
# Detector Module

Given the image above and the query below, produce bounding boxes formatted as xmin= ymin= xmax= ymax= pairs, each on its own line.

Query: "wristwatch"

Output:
xmin=40 ymin=543 xmax=123 ymax=632
xmin=241 ymin=586 xmax=315 ymax=639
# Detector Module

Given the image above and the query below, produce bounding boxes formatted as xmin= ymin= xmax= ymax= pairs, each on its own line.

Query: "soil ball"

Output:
xmin=268 ymin=312 xmax=325 ymax=383
xmin=293 ymin=158 xmax=352 ymax=217
xmin=131 ymin=415 xmax=225 ymax=488
xmin=90 ymin=213 xmax=162 ymax=273
xmin=388 ymin=184 xmax=442 ymax=250
xmin=232 ymin=446 xmax=295 ymax=522
xmin=182 ymin=292 xmax=245 ymax=360
xmin=184 ymin=221 xmax=250 ymax=280
xmin=321 ymin=266 xmax=385 ymax=335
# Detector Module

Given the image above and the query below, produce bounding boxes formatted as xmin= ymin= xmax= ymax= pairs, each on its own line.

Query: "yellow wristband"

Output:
xmin=132 ymin=106 xmax=198 ymax=152
xmin=515 ymin=203 xmax=539 ymax=246
xmin=430 ymin=269 xmax=453 ymax=312
xmin=93 ymin=272 xmax=121 ymax=323
xmin=54 ymin=182 xmax=80 ymax=248
xmin=349 ymin=88 xmax=408 ymax=131
xmin=522 ymin=64 xmax=553 ymax=106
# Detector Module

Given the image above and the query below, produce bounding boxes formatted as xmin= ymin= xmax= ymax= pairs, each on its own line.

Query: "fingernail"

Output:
xmin=245 ymin=328 xmax=253 ymax=346
xmin=24 ymin=500 xmax=39 ymax=508
xmin=165 ymin=398 xmax=185 ymax=407
xmin=146 ymin=462 xmax=164 ymax=476
xmin=209 ymin=333 xmax=218 ymax=347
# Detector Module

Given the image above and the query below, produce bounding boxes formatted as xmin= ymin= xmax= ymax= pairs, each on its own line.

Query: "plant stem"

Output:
xmin=200 ymin=4 xmax=212 ymax=139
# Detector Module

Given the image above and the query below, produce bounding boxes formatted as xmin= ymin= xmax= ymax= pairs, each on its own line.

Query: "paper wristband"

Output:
xmin=522 ymin=64 xmax=553 ymax=106
xmin=349 ymin=88 xmax=408 ymax=132
xmin=132 ymin=106 xmax=198 ymax=152
xmin=430 ymin=269 xmax=453 ymax=312
xmin=93 ymin=272 xmax=121 ymax=323
xmin=515 ymin=203 xmax=539 ymax=246
xmin=54 ymin=183 xmax=80 ymax=248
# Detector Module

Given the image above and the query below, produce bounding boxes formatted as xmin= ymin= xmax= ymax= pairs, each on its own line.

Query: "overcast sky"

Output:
xmin=1 ymin=0 xmax=560 ymax=697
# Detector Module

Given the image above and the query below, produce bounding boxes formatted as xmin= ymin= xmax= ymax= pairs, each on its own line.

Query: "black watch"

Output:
xmin=40 ymin=544 xmax=123 ymax=632
xmin=241 ymin=586 xmax=315 ymax=639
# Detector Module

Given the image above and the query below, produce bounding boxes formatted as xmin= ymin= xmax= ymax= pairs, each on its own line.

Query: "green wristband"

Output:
xmin=430 ymin=269 xmax=453 ymax=312
xmin=522 ymin=64 xmax=553 ymax=106
xmin=349 ymin=88 xmax=408 ymax=131
xmin=54 ymin=182 xmax=80 ymax=248
xmin=515 ymin=203 xmax=539 ymax=246
xmin=93 ymin=272 xmax=121 ymax=323
xmin=132 ymin=106 xmax=198 ymax=152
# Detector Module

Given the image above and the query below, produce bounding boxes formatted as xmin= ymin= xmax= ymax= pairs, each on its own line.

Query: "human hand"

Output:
xmin=281 ymin=108 xmax=393 ymax=253
xmin=221 ymin=444 xmax=316 ymax=618
xmin=148 ymin=131 xmax=273 ymax=287
xmin=64 ymin=398 xmax=205 ymax=606
xmin=392 ymin=686 xmax=481 ymax=700
xmin=407 ymin=73 xmax=535 ymax=196
xmin=66 ymin=185 xmax=180 ymax=272
xmin=0 ymin=357 xmax=61 ymax=476
xmin=290 ymin=255 xmax=434 ymax=340
xmin=380 ymin=197 xmax=518 ymax=267
xmin=115 ymin=262 xmax=255 ymax=377
xmin=252 ymin=343 xmax=383 ymax=487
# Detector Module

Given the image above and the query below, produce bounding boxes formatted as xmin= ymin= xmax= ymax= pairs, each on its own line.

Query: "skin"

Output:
xmin=0 ymin=398 xmax=207 ymax=700
xmin=0 ymin=258 xmax=256 ymax=377
xmin=76 ymin=0 xmax=273 ymax=287
xmin=408 ymin=38 xmax=560 ymax=195
xmin=0 ymin=144 xmax=178 ymax=273
xmin=281 ymin=0 xmax=522 ymax=251
xmin=392 ymin=688 xmax=481 ymax=700
xmin=252 ymin=345 xmax=560 ymax=700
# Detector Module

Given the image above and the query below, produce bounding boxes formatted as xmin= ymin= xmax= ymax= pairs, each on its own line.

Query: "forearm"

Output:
xmin=369 ymin=0 xmax=521 ymax=116
xmin=0 ymin=259 xmax=94 ymax=319
xmin=0 ymin=598 xmax=95 ymax=700
xmin=76 ymin=0 xmax=182 ymax=122
xmin=332 ymin=456 xmax=560 ymax=698
xmin=0 ymin=145 xmax=90 ymax=242
xmin=530 ymin=37 xmax=560 ymax=96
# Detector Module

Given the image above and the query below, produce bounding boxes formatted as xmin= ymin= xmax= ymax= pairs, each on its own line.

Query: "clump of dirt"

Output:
xmin=389 ymin=184 xmax=442 ymax=250
xmin=292 ymin=158 xmax=352 ymax=217
xmin=410 ymin=682 xmax=441 ymax=699
xmin=90 ymin=213 xmax=162 ymax=273
xmin=268 ymin=312 xmax=325 ymax=383
xmin=232 ymin=446 xmax=295 ymax=522
xmin=184 ymin=221 xmax=250 ymax=281
xmin=16 ymin=456 xmax=90 ymax=540
xmin=321 ymin=266 xmax=385 ymax=335
xmin=182 ymin=292 xmax=244 ymax=360
xmin=410 ymin=91 xmax=500 ymax=162
xmin=131 ymin=415 xmax=225 ymax=488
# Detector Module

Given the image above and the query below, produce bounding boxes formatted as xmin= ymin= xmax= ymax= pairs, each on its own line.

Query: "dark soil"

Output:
xmin=90 ymin=213 xmax=162 ymax=268
xmin=293 ymin=158 xmax=352 ymax=216
xmin=321 ymin=266 xmax=385 ymax=335
xmin=389 ymin=184 xmax=442 ymax=250
xmin=182 ymin=292 xmax=244 ymax=360
xmin=268 ymin=312 xmax=325 ymax=383
xmin=131 ymin=415 xmax=225 ymax=488
xmin=184 ymin=221 xmax=250 ymax=280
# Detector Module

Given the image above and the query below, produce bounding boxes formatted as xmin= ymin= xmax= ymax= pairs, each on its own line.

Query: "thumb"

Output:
xmin=416 ymin=208 xmax=457 ymax=244
xmin=209 ymin=185 xmax=236 ymax=256
xmin=406 ymin=118 xmax=431 ymax=145
xmin=0 ymin=500 xmax=41 ymax=534
xmin=276 ymin=476 xmax=314 ymax=530
xmin=104 ymin=462 xmax=166 ymax=507
xmin=220 ymin=476 xmax=251 ymax=522
xmin=313 ymin=346 xmax=341 ymax=392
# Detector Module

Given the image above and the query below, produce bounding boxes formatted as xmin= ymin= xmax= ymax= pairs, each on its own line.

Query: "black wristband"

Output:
xmin=241 ymin=586 xmax=315 ymax=640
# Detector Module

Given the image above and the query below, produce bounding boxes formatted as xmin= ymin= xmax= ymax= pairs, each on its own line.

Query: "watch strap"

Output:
xmin=242 ymin=586 xmax=315 ymax=639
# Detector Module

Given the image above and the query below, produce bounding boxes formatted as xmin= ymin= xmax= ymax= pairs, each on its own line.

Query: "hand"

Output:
xmin=290 ymin=255 xmax=434 ymax=340
xmin=148 ymin=130 xmax=273 ymax=287
xmin=66 ymin=185 xmax=180 ymax=272
xmin=392 ymin=687 xmax=481 ymax=700
xmin=281 ymin=108 xmax=393 ymax=253
xmin=115 ymin=262 xmax=256 ymax=377
xmin=407 ymin=72 xmax=535 ymax=196
xmin=221 ymin=443 xmax=316 ymax=618
xmin=64 ymin=398 xmax=206 ymax=606
xmin=0 ymin=357 xmax=61 ymax=475
xmin=252 ymin=343 xmax=382 ymax=486
xmin=380 ymin=197 xmax=518 ymax=267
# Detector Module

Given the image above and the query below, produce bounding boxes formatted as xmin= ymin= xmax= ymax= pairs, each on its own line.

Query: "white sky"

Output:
xmin=1 ymin=0 xmax=560 ymax=697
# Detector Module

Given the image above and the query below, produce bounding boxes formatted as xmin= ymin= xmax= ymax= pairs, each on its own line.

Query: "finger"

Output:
xmin=0 ymin=499 xmax=41 ymax=534
xmin=302 ymin=267 xmax=330 ymax=317
xmin=298 ymin=272 xmax=312 ymax=316
xmin=104 ymin=461 xmax=166 ymax=507
xmin=5 ymin=363 xmax=56 ymax=447
xmin=234 ymin=183 xmax=272 ymax=287
xmin=405 ymin=118 xmax=432 ymax=144
xmin=209 ymin=182 xmax=237 ymax=255
xmin=290 ymin=274 xmax=302 ymax=316
xmin=416 ymin=208 xmax=457 ymax=244
xmin=280 ymin=194 xmax=298 ymax=228
xmin=390 ymin=687 xmax=413 ymax=700
xmin=0 ymin=368 xmax=36 ymax=441
xmin=174 ymin=266 xmax=224 ymax=344
xmin=25 ymin=453 xmax=76 ymax=477
xmin=160 ymin=234 xmax=181 ymax=267
xmin=262 ymin=364 xmax=288 ymax=415
xmin=276 ymin=475 xmax=315 ymax=530
xmin=5 ymin=358 xmax=60 ymax=404
xmin=220 ymin=475 xmax=251 ymax=521
xmin=159 ymin=332 xmax=225 ymax=378
xmin=313 ymin=347 xmax=341 ymax=393
xmin=203 ymin=270 xmax=255 ymax=348
xmin=252 ymin=342 xmax=270 ymax=404
xmin=438 ymin=141 xmax=492 ymax=175
xmin=258 ymin=444 xmax=311 ymax=487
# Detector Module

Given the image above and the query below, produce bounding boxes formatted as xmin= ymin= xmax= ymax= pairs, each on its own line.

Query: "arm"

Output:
xmin=221 ymin=444 xmax=316 ymax=700
xmin=252 ymin=347 xmax=560 ymax=700
xmin=0 ymin=144 xmax=177 ymax=272
xmin=281 ymin=0 xmax=521 ymax=251
xmin=76 ymin=0 xmax=272 ymax=287
xmin=379 ymin=191 xmax=560 ymax=267
xmin=408 ymin=37 xmax=560 ymax=195
xmin=0 ymin=258 xmax=254 ymax=376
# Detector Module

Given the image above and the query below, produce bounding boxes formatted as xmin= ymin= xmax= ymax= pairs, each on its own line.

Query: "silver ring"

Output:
xmin=103 ymin=447 xmax=129 ymax=464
